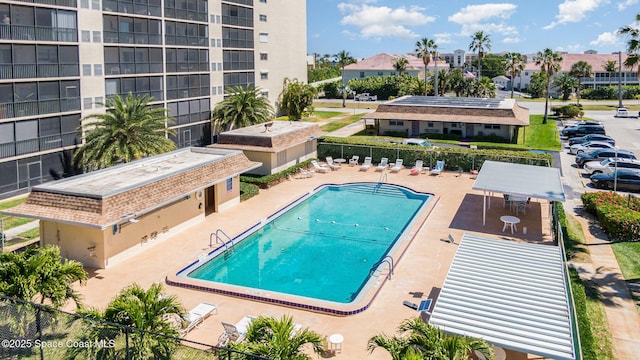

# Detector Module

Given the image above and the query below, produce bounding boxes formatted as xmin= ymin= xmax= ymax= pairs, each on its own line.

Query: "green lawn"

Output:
xmin=313 ymin=101 xmax=379 ymax=110
xmin=611 ymin=242 xmax=640 ymax=281
xmin=276 ymin=111 xmax=344 ymax=123
xmin=0 ymin=196 xmax=32 ymax=231
xmin=320 ymin=113 xmax=364 ymax=132
xmin=519 ymin=114 xmax=562 ymax=151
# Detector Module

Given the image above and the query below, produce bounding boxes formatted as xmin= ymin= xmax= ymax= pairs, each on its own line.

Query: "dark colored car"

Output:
xmin=568 ymin=134 xmax=615 ymax=146
xmin=590 ymin=169 xmax=640 ymax=192
xmin=575 ymin=148 xmax=636 ymax=168
xmin=562 ymin=125 xmax=606 ymax=138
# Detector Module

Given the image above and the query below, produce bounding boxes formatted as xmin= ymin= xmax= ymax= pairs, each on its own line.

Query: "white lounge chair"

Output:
xmin=390 ymin=159 xmax=403 ymax=172
xmin=348 ymin=155 xmax=359 ymax=166
xmin=360 ymin=156 xmax=372 ymax=171
xmin=411 ymin=160 xmax=424 ymax=175
xmin=299 ymin=168 xmax=314 ymax=178
xmin=430 ymin=160 xmax=445 ymax=175
xmin=219 ymin=315 xmax=257 ymax=345
xmin=311 ymin=160 xmax=330 ymax=173
xmin=325 ymin=156 xmax=341 ymax=170
xmin=375 ymin=158 xmax=389 ymax=171
xmin=181 ymin=302 xmax=217 ymax=335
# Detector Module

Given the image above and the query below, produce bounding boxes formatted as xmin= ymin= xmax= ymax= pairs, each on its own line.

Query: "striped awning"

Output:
xmin=429 ymin=233 xmax=577 ymax=360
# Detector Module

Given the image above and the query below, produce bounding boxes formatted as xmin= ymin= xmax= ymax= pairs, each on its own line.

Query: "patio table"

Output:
xmin=500 ymin=215 xmax=520 ymax=234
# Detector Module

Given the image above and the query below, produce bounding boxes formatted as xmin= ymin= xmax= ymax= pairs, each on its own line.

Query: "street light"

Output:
xmin=616 ymin=51 xmax=623 ymax=108
xmin=614 ymin=146 xmax=619 ymax=194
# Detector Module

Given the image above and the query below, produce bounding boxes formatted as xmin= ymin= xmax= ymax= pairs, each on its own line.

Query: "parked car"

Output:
xmin=402 ymin=138 xmax=431 ymax=147
xmin=569 ymin=141 xmax=615 ymax=155
xmin=568 ymin=134 xmax=615 ymax=146
xmin=575 ymin=148 xmax=636 ymax=168
xmin=615 ymin=107 xmax=629 ymax=117
xmin=584 ymin=158 xmax=640 ymax=175
xmin=590 ymin=169 xmax=640 ymax=192
xmin=355 ymin=93 xmax=377 ymax=101
xmin=562 ymin=124 xmax=606 ymax=138
xmin=562 ymin=120 xmax=603 ymax=131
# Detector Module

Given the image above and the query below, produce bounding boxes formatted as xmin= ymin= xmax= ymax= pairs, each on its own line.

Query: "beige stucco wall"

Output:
xmin=243 ymin=151 xmax=274 ymax=175
xmin=379 ymin=120 xmax=512 ymax=140
xmin=214 ymin=176 xmax=240 ymax=209
xmin=241 ymin=142 xmax=318 ymax=175
xmin=40 ymin=221 xmax=105 ymax=268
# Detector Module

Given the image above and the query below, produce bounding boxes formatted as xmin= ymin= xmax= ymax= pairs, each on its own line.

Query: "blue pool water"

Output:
xmin=187 ymin=183 xmax=431 ymax=303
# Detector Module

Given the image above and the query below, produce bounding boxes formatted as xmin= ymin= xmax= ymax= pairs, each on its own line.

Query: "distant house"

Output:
xmin=341 ymin=53 xmax=447 ymax=82
xmin=210 ymin=121 xmax=322 ymax=175
xmin=492 ymin=75 xmax=510 ymax=90
xmin=363 ymin=96 xmax=529 ymax=142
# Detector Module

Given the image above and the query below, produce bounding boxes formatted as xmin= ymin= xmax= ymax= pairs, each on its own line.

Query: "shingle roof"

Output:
xmin=4 ymin=148 xmax=260 ymax=229
xmin=524 ymin=53 xmax=631 ymax=72
xmin=344 ymin=52 xmax=446 ymax=71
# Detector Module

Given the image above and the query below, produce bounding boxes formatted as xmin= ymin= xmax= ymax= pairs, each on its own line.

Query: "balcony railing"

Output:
xmin=13 ymin=0 xmax=77 ymax=7
xmin=0 ymin=132 xmax=79 ymax=159
xmin=0 ymin=98 xmax=80 ymax=119
xmin=4 ymin=25 xmax=77 ymax=42
xmin=0 ymin=64 xmax=78 ymax=79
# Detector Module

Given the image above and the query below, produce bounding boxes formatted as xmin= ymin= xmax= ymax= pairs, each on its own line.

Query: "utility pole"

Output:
xmin=434 ymin=51 xmax=438 ymax=97
xmin=617 ymin=51 xmax=623 ymax=108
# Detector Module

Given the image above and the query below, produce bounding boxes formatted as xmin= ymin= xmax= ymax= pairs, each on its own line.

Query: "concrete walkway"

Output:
xmin=2 ymin=220 xmax=39 ymax=239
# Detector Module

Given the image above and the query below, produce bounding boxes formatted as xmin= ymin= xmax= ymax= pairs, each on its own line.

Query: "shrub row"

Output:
xmin=581 ymin=191 xmax=640 ymax=241
xmin=581 ymin=85 xmax=640 ymax=100
xmin=552 ymin=104 xmax=584 ymax=118
xmin=318 ymin=136 xmax=551 ymax=172
xmin=239 ymin=182 xmax=260 ymax=201
xmin=240 ymin=159 xmax=314 ymax=189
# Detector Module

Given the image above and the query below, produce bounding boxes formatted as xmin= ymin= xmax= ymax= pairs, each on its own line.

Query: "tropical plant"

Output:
xmin=416 ymin=37 xmax=437 ymax=95
xmin=535 ymin=48 xmax=563 ymax=123
xmin=212 ymin=85 xmax=274 ymax=131
xmin=398 ymin=76 xmax=426 ymax=97
xmin=336 ymin=83 xmax=353 ymax=108
xmin=393 ymin=57 xmax=409 ymax=76
xmin=472 ymin=54 xmax=504 ymax=79
xmin=0 ymin=246 xmax=87 ymax=307
xmin=66 ymin=283 xmax=184 ymax=360
xmin=73 ymin=94 xmax=175 ymax=171
xmin=334 ymin=50 xmax=356 ymax=83
xmin=434 ymin=68 xmax=449 ymax=96
xmin=527 ymin=72 xmax=547 ymax=98
xmin=604 ymin=60 xmax=617 ymax=86
xmin=368 ymin=317 xmax=495 ymax=360
xmin=278 ymin=78 xmax=317 ymax=120
xmin=504 ymin=52 xmax=525 ymax=98
xmin=554 ymin=73 xmax=579 ymax=101
xmin=448 ymin=69 xmax=466 ymax=97
xmin=228 ymin=315 xmax=325 ymax=360
xmin=569 ymin=61 xmax=594 ymax=105
xmin=469 ymin=31 xmax=491 ymax=79
xmin=618 ymin=13 xmax=640 ymax=80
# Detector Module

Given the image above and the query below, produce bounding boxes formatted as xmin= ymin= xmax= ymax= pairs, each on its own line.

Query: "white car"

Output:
xmin=583 ymin=158 xmax=640 ymax=175
xmin=569 ymin=140 xmax=614 ymax=155
xmin=615 ymin=107 xmax=629 ymax=117
xmin=402 ymin=138 xmax=431 ymax=147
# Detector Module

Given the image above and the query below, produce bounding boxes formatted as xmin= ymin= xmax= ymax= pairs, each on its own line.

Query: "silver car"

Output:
xmin=583 ymin=158 xmax=640 ymax=175
xmin=569 ymin=140 xmax=614 ymax=155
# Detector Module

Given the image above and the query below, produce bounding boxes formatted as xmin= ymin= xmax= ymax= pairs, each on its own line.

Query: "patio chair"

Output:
xmin=348 ymin=155 xmax=359 ymax=166
xmin=390 ymin=159 xmax=404 ymax=172
xmin=375 ymin=158 xmax=389 ymax=171
xmin=360 ymin=156 xmax=373 ymax=171
xmin=311 ymin=160 xmax=330 ymax=173
xmin=218 ymin=315 xmax=257 ymax=346
xmin=299 ymin=168 xmax=314 ymax=178
xmin=181 ymin=302 xmax=217 ymax=335
xmin=411 ymin=160 xmax=424 ymax=175
xmin=325 ymin=156 xmax=341 ymax=170
xmin=430 ymin=160 xmax=445 ymax=175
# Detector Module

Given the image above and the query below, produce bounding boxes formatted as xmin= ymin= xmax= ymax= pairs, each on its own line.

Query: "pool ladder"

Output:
xmin=374 ymin=173 xmax=387 ymax=193
xmin=369 ymin=255 xmax=394 ymax=280
xmin=209 ymin=229 xmax=233 ymax=255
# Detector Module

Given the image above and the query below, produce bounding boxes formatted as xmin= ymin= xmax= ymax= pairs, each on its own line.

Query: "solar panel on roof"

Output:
xmin=391 ymin=96 xmax=505 ymax=108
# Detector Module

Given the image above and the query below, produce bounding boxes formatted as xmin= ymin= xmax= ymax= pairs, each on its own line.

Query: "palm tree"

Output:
xmin=469 ymin=31 xmax=491 ymax=79
xmin=73 ymin=93 xmax=175 ymax=171
xmin=535 ymin=48 xmax=563 ymax=124
xmin=392 ymin=57 xmax=409 ymax=76
xmin=618 ymin=13 xmax=640 ymax=80
xmin=228 ymin=315 xmax=325 ymax=359
xmin=569 ymin=60 xmax=594 ymax=105
xmin=504 ymin=52 xmax=525 ymax=98
xmin=334 ymin=50 xmax=356 ymax=83
xmin=415 ymin=37 xmax=437 ymax=95
xmin=604 ymin=60 xmax=617 ymax=86
xmin=336 ymin=83 xmax=353 ymax=108
xmin=554 ymin=73 xmax=578 ymax=101
xmin=67 ymin=283 xmax=185 ymax=360
xmin=448 ymin=69 xmax=466 ymax=97
xmin=212 ymin=85 xmax=274 ymax=131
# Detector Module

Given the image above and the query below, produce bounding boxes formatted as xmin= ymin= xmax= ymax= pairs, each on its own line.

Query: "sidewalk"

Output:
xmin=2 ymin=220 xmax=39 ymax=239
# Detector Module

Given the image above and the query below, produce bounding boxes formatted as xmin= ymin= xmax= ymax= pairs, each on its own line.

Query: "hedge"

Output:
xmin=318 ymin=136 xmax=551 ymax=172
xmin=240 ymin=182 xmax=259 ymax=201
xmin=240 ymin=159 xmax=314 ymax=189
xmin=581 ymin=191 xmax=640 ymax=241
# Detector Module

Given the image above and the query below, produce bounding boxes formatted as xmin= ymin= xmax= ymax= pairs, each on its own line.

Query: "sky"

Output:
xmin=306 ymin=0 xmax=640 ymax=60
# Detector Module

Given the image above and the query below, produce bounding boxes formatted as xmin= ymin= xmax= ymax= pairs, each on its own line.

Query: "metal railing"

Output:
xmin=370 ymin=255 xmax=394 ymax=280
xmin=0 ymin=132 xmax=79 ymax=159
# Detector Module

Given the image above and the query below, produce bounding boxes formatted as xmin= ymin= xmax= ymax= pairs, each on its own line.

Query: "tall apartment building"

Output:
xmin=0 ymin=0 xmax=307 ymax=199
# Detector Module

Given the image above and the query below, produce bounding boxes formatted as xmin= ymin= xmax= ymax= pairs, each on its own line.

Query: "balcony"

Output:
xmin=5 ymin=25 xmax=78 ymax=42
xmin=1 ymin=98 xmax=80 ymax=119
xmin=0 ymin=132 xmax=79 ymax=159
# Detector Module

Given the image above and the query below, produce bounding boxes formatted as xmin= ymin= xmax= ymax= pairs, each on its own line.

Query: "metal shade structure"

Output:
xmin=429 ymin=233 xmax=577 ymax=360
xmin=472 ymin=161 xmax=565 ymax=225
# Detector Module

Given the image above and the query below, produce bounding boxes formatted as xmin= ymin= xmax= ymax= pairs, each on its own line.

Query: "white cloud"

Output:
xmin=544 ymin=0 xmax=609 ymax=30
xmin=448 ymin=3 xmax=518 ymax=38
xmin=617 ymin=0 xmax=638 ymax=10
xmin=503 ymin=37 xmax=521 ymax=44
xmin=338 ymin=2 xmax=435 ymax=39
xmin=590 ymin=31 xmax=621 ymax=46
xmin=434 ymin=33 xmax=452 ymax=44
xmin=555 ymin=44 xmax=584 ymax=52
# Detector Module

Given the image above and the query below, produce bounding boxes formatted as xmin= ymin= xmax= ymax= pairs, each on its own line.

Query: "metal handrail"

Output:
xmin=209 ymin=228 xmax=233 ymax=249
xmin=369 ymin=255 xmax=394 ymax=280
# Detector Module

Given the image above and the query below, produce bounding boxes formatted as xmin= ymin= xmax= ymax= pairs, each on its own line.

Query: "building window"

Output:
xmin=223 ymin=50 xmax=254 ymax=71
xmin=226 ymin=178 xmax=232 ymax=192
xmin=94 ymin=64 xmax=102 ymax=76
xmin=259 ymin=14 xmax=266 ymax=22
xmin=377 ymin=72 xmax=383 ymax=76
xmin=259 ymin=0 xmax=266 ymax=2
xmin=83 ymin=97 xmax=93 ymax=109
xmin=360 ymin=72 xmax=364 ymax=78
xmin=260 ymin=72 xmax=268 ymax=80
xmin=81 ymin=0 xmax=90 ymax=8
xmin=222 ymin=4 xmax=253 ymax=27
xmin=524 ymin=72 xmax=528 ymax=76
xmin=259 ymin=33 xmax=268 ymax=43
xmin=81 ymin=30 xmax=91 ymax=42
xmin=91 ymin=0 xmax=100 ymax=10
xmin=82 ymin=64 xmax=92 ymax=75
xmin=260 ymin=52 xmax=267 ymax=60
xmin=389 ymin=120 xmax=404 ymax=126
xmin=95 ymin=96 xmax=103 ymax=108
xmin=92 ymin=31 xmax=101 ymax=42
xmin=261 ymin=91 xmax=268 ymax=98
xmin=427 ymin=122 xmax=434 ymax=128
xmin=483 ymin=124 xmax=500 ymax=129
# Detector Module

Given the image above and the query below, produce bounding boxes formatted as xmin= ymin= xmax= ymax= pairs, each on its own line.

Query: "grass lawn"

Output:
xmin=320 ymin=113 xmax=364 ymax=132
xmin=519 ymin=114 xmax=562 ymax=151
xmin=0 ymin=196 xmax=32 ymax=230
xmin=313 ymin=101 xmax=379 ymax=111
xmin=276 ymin=111 xmax=344 ymax=123
xmin=611 ymin=241 xmax=640 ymax=281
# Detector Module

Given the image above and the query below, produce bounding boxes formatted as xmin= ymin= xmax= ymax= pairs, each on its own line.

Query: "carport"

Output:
xmin=472 ymin=161 xmax=565 ymax=225
xmin=429 ymin=233 xmax=578 ymax=360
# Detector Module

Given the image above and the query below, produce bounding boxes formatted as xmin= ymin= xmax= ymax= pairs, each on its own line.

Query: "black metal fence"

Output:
xmin=0 ymin=295 xmax=268 ymax=360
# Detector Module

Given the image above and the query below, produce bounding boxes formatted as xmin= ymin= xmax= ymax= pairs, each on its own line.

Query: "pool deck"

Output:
xmin=72 ymin=165 xmax=552 ymax=359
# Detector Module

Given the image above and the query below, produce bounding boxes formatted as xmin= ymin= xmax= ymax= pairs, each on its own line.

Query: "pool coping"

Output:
xmin=167 ymin=182 xmax=440 ymax=316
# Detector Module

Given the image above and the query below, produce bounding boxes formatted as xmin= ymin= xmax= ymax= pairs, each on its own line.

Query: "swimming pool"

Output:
xmin=174 ymin=183 xmax=432 ymax=313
